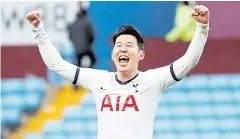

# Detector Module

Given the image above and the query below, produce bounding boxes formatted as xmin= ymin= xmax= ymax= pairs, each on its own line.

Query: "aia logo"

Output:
xmin=101 ymin=95 xmax=139 ymax=111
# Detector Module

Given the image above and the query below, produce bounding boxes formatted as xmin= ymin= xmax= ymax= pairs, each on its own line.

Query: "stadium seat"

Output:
xmin=67 ymin=135 xmax=89 ymax=139
xmin=155 ymin=106 xmax=170 ymax=118
xmin=153 ymin=133 xmax=177 ymax=139
xmin=163 ymin=91 xmax=189 ymax=105
xmin=186 ymin=75 xmax=209 ymax=90
xmin=1 ymin=79 xmax=26 ymax=96
xmin=179 ymin=133 xmax=199 ymax=139
xmin=24 ymin=133 xmax=43 ymax=139
xmin=43 ymin=134 xmax=67 ymax=139
xmin=1 ymin=108 xmax=21 ymax=126
xmin=1 ymin=95 xmax=25 ymax=110
xmin=86 ymin=121 xmax=98 ymax=135
xmin=168 ymin=105 xmax=192 ymax=118
xmin=208 ymin=74 xmax=230 ymax=90
xmin=154 ymin=119 xmax=173 ymax=131
xmin=196 ymin=119 xmax=217 ymax=131
xmin=42 ymin=120 xmax=67 ymax=139
xmin=79 ymin=108 xmax=97 ymax=121
xmin=211 ymin=90 xmax=233 ymax=103
xmin=214 ymin=104 xmax=237 ymax=116
xmin=62 ymin=94 xmax=98 ymax=137
xmin=218 ymin=118 xmax=240 ymax=132
xmin=80 ymin=93 xmax=96 ymax=108
xmin=191 ymin=105 xmax=214 ymax=118
xmin=232 ymin=90 xmax=240 ymax=103
xmin=62 ymin=106 xmax=82 ymax=121
xmin=174 ymin=119 xmax=196 ymax=132
xmin=230 ymin=74 xmax=240 ymax=89
xmin=25 ymin=77 xmax=46 ymax=97
xmin=221 ymin=133 xmax=240 ymax=139
xmin=63 ymin=120 xmax=86 ymax=135
xmin=23 ymin=92 xmax=42 ymax=111
xmin=188 ymin=90 xmax=210 ymax=104
xmin=43 ymin=120 xmax=64 ymax=135
xmin=79 ymin=94 xmax=97 ymax=121
xmin=199 ymin=132 xmax=221 ymax=139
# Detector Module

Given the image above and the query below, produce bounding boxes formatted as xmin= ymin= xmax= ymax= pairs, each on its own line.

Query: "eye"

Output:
xmin=126 ymin=44 xmax=134 ymax=48
xmin=115 ymin=44 xmax=122 ymax=48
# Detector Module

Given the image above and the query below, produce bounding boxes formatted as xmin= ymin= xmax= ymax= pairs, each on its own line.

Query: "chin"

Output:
xmin=117 ymin=66 xmax=130 ymax=72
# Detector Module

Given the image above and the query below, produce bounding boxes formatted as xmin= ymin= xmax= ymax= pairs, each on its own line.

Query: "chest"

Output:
xmin=92 ymin=80 xmax=160 ymax=112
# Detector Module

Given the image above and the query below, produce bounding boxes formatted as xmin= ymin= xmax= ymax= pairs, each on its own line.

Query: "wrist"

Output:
xmin=196 ymin=22 xmax=210 ymax=34
xmin=196 ymin=22 xmax=209 ymax=27
xmin=32 ymin=22 xmax=44 ymax=31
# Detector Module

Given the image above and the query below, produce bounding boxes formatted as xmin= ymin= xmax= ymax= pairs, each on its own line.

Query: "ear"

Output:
xmin=138 ymin=50 xmax=145 ymax=60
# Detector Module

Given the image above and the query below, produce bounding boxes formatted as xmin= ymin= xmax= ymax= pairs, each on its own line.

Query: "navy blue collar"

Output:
xmin=115 ymin=73 xmax=139 ymax=85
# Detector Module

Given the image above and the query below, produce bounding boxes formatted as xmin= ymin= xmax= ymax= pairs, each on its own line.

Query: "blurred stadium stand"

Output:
xmin=1 ymin=1 xmax=240 ymax=139
xmin=13 ymin=75 xmax=238 ymax=139
xmin=2 ymin=75 xmax=239 ymax=139
xmin=1 ymin=77 xmax=46 ymax=135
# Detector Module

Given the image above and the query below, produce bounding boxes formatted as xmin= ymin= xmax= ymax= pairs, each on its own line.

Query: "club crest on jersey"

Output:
xmin=101 ymin=95 xmax=139 ymax=111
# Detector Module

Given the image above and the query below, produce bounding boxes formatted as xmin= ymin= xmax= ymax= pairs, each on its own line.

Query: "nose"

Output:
xmin=120 ymin=45 xmax=127 ymax=53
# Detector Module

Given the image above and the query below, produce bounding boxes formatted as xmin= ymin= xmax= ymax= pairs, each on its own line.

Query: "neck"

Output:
xmin=117 ymin=70 xmax=138 ymax=83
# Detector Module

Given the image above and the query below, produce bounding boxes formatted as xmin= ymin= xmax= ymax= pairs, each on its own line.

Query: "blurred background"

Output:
xmin=1 ymin=1 xmax=240 ymax=139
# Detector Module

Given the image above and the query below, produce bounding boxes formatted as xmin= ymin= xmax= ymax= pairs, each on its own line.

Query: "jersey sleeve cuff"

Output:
xmin=72 ymin=67 xmax=80 ymax=85
xmin=196 ymin=22 xmax=209 ymax=33
xmin=196 ymin=22 xmax=209 ymax=27
xmin=170 ymin=63 xmax=182 ymax=81
xmin=32 ymin=22 xmax=44 ymax=31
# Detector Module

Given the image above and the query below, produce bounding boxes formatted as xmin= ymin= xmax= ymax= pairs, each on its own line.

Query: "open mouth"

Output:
xmin=118 ymin=56 xmax=129 ymax=64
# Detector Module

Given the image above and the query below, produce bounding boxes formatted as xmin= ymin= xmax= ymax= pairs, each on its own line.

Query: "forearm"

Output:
xmin=32 ymin=23 xmax=78 ymax=84
xmin=172 ymin=22 xmax=209 ymax=79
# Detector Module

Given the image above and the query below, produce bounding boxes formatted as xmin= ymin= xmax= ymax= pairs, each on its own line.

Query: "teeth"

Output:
xmin=119 ymin=56 xmax=129 ymax=60
xmin=120 ymin=56 xmax=128 ymax=59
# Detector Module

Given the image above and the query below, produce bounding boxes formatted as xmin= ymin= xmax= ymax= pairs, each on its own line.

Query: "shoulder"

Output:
xmin=80 ymin=68 xmax=112 ymax=77
xmin=142 ymin=65 xmax=170 ymax=76
xmin=136 ymin=70 xmax=155 ymax=83
xmin=77 ymin=68 xmax=113 ymax=90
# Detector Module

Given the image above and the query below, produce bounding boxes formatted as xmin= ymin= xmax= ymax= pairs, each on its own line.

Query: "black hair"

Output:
xmin=182 ymin=1 xmax=189 ymax=6
xmin=112 ymin=25 xmax=145 ymax=50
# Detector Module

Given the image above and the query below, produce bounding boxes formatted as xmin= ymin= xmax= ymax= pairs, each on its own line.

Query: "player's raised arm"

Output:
xmin=26 ymin=11 xmax=109 ymax=91
xmin=26 ymin=11 xmax=80 ymax=85
xmin=151 ymin=5 xmax=210 ymax=91
xmin=171 ymin=5 xmax=209 ymax=79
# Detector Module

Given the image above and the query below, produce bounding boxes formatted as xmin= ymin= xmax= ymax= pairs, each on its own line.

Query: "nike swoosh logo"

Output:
xmin=100 ymin=87 xmax=107 ymax=90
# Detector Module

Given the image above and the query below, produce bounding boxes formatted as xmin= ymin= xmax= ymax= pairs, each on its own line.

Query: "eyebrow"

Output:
xmin=126 ymin=42 xmax=134 ymax=45
xmin=115 ymin=42 xmax=134 ymax=45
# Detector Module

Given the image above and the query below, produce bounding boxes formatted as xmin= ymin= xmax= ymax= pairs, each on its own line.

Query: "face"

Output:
xmin=112 ymin=34 xmax=145 ymax=73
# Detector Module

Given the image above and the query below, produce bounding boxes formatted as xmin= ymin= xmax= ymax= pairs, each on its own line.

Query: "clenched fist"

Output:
xmin=192 ymin=5 xmax=209 ymax=24
xmin=26 ymin=11 xmax=41 ymax=27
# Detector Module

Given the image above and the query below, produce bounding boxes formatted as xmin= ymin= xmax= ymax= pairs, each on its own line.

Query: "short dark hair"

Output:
xmin=112 ymin=25 xmax=145 ymax=50
xmin=182 ymin=1 xmax=189 ymax=6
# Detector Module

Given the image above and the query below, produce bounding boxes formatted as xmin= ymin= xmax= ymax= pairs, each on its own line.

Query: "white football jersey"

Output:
xmin=32 ymin=21 xmax=208 ymax=139
xmin=75 ymin=65 xmax=178 ymax=139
